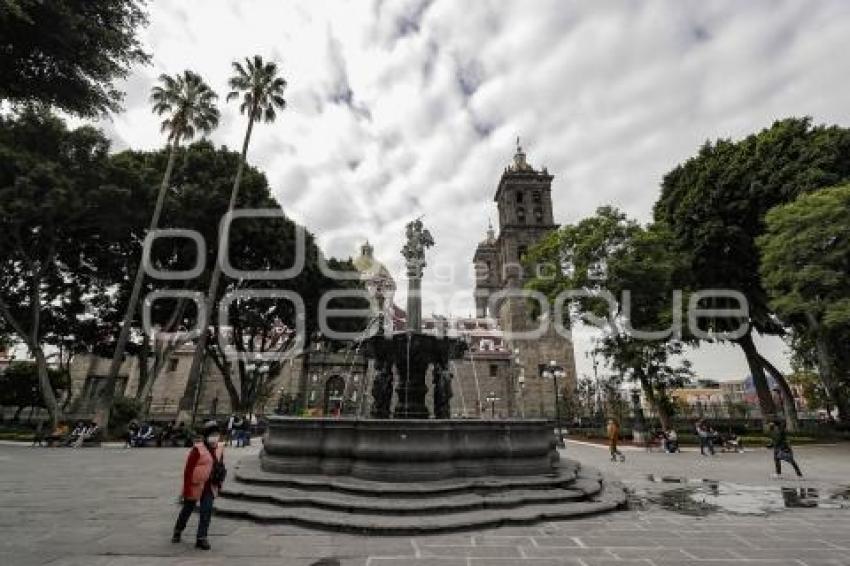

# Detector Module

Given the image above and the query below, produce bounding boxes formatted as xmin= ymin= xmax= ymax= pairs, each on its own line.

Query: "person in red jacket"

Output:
xmin=171 ymin=421 xmax=225 ymax=550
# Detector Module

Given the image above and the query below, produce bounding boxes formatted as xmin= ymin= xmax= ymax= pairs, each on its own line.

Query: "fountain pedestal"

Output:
xmin=259 ymin=417 xmax=558 ymax=481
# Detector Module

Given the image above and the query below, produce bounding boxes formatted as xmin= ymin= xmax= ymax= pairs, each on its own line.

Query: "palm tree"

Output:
xmin=99 ymin=71 xmax=219 ymax=424
xmin=180 ymin=56 xmax=287 ymax=421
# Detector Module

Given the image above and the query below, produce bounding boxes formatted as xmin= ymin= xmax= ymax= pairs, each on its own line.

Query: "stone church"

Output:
xmin=67 ymin=145 xmax=576 ymax=422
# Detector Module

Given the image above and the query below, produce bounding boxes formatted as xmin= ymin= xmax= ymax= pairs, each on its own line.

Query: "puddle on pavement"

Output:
xmin=633 ymin=482 xmax=850 ymax=516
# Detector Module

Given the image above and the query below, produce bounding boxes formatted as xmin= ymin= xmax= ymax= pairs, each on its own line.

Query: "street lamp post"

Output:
xmin=517 ymin=370 xmax=526 ymax=419
xmin=541 ymin=360 xmax=566 ymax=447
xmin=512 ymin=348 xmax=524 ymax=418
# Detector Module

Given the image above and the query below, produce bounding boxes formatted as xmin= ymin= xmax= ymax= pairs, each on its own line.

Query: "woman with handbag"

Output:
xmin=768 ymin=420 xmax=803 ymax=479
xmin=172 ymin=420 xmax=226 ymax=550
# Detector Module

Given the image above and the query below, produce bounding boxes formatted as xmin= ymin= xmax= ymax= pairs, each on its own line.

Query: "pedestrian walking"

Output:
xmin=768 ymin=420 xmax=803 ymax=479
xmin=696 ymin=419 xmax=716 ymax=456
xmin=31 ymin=419 xmax=46 ymax=447
xmin=172 ymin=421 xmax=226 ymax=550
xmin=607 ymin=418 xmax=625 ymax=462
xmin=225 ymin=413 xmax=235 ymax=447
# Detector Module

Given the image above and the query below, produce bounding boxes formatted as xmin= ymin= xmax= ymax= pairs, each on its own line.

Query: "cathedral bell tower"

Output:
xmin=492 ymin=140 xmax=556 ymax=326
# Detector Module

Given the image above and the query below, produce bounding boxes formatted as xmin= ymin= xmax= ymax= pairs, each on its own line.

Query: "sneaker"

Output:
xmin=171 ymin=532 xmax=181 ymax=543
xmin=195 ymin=539 xmax=211 ymax=550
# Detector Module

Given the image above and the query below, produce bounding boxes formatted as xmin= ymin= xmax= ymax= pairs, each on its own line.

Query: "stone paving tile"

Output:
xmin=470 ymin=560 xmax=584 ymax=566
xmin=472 ymin=534 xmax=535 ymax=546
xmin=528 ymin=536 xmax=584 ymax=547
xmin=731 ymin=548 xmax=850 ymax=561
xmin=518 ymin=546 xmax=618 ymax=560
xmin=578 ymin=559 xmax=655 ymax=566
xmin=571 ymin=535 xmax=663 ymax=548
xmin=409 ymin=535 xmax=475 ymax=548
xmin=745 ymin=538 xmax=842 ymax=549
xmin=43 ymin=558 xmax=116 ymax=566
xmin=368 ymin=559 xmax=466 ymax=566
xmin=655 ymin=561 xmax=806 ymax=566
xmin=679 ymin=546 xmax=750 ymax=559
xmin=418 ymin=544 xmax=524 ymax=558
xmin=606 ymin=548 xmax=695 ymax=561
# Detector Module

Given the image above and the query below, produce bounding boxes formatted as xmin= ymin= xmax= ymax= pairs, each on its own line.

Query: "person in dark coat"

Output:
xmin=768 ymin=420 xmax=803 ymax=478
xmin=172 ymin=421 xmax=226 ymax=550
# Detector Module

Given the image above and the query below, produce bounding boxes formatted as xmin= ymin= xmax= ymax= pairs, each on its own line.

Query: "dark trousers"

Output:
xmin=775 ymin=455 xmax=803 ymax=476
xmin=174 ymin=491 xmax=214 ymax=540
xmin=699 ymin=436 xmax=715 ymax=455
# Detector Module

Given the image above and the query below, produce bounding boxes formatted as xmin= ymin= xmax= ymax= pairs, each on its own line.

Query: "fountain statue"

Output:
xmin=365 ymin=217 xmax=466 ymax=419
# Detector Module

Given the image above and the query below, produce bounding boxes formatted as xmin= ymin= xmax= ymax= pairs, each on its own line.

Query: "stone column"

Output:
xmin=406 ymin=272 xmax=422 ymax=333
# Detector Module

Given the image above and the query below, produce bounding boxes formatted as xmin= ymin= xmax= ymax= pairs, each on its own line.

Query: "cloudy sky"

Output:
xmin=92 ymin=0 xmax=850 ymax=381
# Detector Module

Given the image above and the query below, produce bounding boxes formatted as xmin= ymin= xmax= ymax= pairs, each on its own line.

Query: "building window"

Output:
xmin=489 ymin=364 xmax=498 ymax=377
xmin=533 ymin=191 xmax=541 ymax=203
xmin=517 ymin=207 xmax=525 ymax=223
xmin=167 ymin=358 xmax=178 ymax=372
xmin=534 ymin=207 xmax=543 ymax=223
xmin=515 ymin=191 xmax=523 ymax=203
xmin=518 ymin=245 xmax=527 ymax=261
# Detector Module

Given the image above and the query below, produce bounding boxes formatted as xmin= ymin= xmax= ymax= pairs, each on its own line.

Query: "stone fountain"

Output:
xmin=214 ymin=219 xmax=626 ymax=533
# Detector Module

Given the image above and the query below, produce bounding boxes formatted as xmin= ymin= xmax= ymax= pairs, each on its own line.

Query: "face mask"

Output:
xmin=207 ymin=434 xmax=220 ymax=444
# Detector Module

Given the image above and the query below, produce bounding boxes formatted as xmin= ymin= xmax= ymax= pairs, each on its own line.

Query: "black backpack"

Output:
xmin=205 ymin=445 xmax=227 ymax=485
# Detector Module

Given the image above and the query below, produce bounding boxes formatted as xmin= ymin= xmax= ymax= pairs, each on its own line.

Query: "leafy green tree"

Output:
xmin=183 ymin=55 xmax=288 ymax=416
xmin=655 ymin=117 xmax=850 ymax=426
xmin=758 ymin=185 xmax=850 ymax=421
xmin=0 ymin=0 xmax=149 ymax=116
xmin=787 ymin=371 xmax=833 ymax=416
xmin=0 ymin=361 xmax=69 ymax=420
xmin=99 ymin=70 xmax=220 ymax=425
xmin=526 ymin=207 xmax=691 ymax=430
xmin=0 ymin=109 xmax=139 ymax=427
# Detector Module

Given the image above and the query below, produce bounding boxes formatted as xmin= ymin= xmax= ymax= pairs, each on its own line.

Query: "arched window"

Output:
xmin=534 ymin=207 xmax=543 ymax=223
xmin=533 ymin=191 xmax=541 ymax=203
xmin=516 ymin=191 xmax=524 ymax=203
xmin=517 ymin=207 xmax=526 ymax=223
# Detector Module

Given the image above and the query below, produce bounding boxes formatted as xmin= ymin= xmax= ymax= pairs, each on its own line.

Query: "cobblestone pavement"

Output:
xmin=1 ymin=440 xmax=848 ymax=565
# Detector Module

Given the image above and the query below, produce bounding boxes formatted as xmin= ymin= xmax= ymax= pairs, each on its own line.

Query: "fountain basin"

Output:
xmin=261 ymin=417 xmax=558 ymax=482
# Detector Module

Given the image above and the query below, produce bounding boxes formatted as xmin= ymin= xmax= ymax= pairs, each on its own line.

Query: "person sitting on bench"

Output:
xmin=65 ymin=421 xmax=86 ymax=446
xmin=135 ymin=422 xmax=155 ymax=446
xmin=663 ymin=429 xmax=679 ymax=453
xmin=73 ymin=422 xmax=99 ymax=448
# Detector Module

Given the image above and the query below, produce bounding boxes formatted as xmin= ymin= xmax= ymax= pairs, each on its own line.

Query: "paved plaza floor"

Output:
xmin=1 ymin=439 xmax=848 ymax=566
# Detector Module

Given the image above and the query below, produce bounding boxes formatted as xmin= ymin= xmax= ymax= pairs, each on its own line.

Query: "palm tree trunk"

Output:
xmin=97 ymin=140 xmax=180 ymax=427
xmin=180 ymin=112 xmax=256 ymax=423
